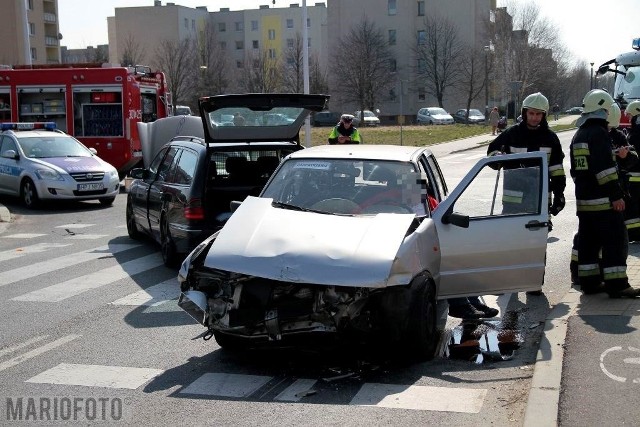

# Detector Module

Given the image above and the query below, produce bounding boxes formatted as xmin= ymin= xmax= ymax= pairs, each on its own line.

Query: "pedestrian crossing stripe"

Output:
xmin=0 ymin=243 xmax=71 ymax=263
xmin=0 ymin=335 xmax=81 ymax=373
xmin=2 ymin=234 xmax=47 ymax=239
xmin=25 ymin=363 xmax=163 ymax=390
xmin=55 ymin=224 xmax=95 ymax=229
xmin=63 ymin=234 xmax=109 ymax=240
xmin=110 ymin=279 xmax=178 ymax=307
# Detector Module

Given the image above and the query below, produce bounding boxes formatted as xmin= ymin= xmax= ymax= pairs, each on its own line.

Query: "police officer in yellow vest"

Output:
xmin=328 ymin=114 xmax=362 ymax=145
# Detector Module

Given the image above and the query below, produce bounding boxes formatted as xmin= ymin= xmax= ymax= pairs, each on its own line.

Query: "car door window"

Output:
xmin=173 ymin=148 xmax=198 ymax=185
xmin=156 ymin=147 xmax=179 ymax=183
xmin=421 ymin=154 xmax=448 ymax=201
xmin=0 ymin=136 xmax=17 ymax=156
xmin=148 ymin=147 xmax=169 ymax=180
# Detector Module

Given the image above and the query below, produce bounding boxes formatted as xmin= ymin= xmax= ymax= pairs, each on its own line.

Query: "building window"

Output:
xmin=307 ymin=18 xmax=311 ymax=28
xmin=220 ymin=41 xmax=226 ymax=50
xmin=418 ymin=87 xmax=426 ymax=101
xmin=389 ymin=59 xmax=397 ymax=72
xmin=268 ymin=29 xmax=276 ymax=40
xmin=236 ymin=60 xmax=244 ymax=69
xmin=252 ymin=40 xmax=259 ymax=49
xmin=417 ymin=30 xmax=426 ymax=45
xmin=287 ymin=57 xmax=295 ymax=66
xmin=286 ymin=19 xmax=294 ymax=29
xmin=29 ymin=22 xmax=35 ymax=36
xmin=218 ymin=22 xmax=226 ymax=32
xmin=184 ymin=18 xmax=188 ymax=28
xmin=388 ymin=29 xmax=396 ymax=45
xmin=27 ymin=0 xmax=34 ymax=10
xmin=418 ymin=59 xmax=426 ymax=73
xmin=268 ymin=48 xmax=277 ymax=59
xmin=287 ymin=38 xmax=294 ymax=49
xmin=30 ymin=48 xmax=37 ymax=61
xmin=418 ymin=1 xmax=425 ymax=16
xmin=307 ymin=38 xmax=311 ymax=48
xmin=251 ymin=20 xmax=258 ymax=31
xmin=388 ymin=0 xmax=397 ymax=15
xmin=192 ymin=19 xmax=195 ymax=30
xmin=235 ymin=21 xmax=244 ymax=31
xmin=235 ymin=40 xmax=244 ymax=50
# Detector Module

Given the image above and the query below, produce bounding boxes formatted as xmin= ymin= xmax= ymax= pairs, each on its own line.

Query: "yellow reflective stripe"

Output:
xmin=603 ymin=266 xmax=627 ymax=281
xmin=572 ymin=143 xmax=590 ymax=156
xmin=626 ymin=218 xmax=640 ymax=229
xmin=596 ymin=167 xmax=619 ymax=185
xmin=571 ymin=249 xmax=578 ymax=262
xmin=578 ymin=263 xmax=601 ymax=277
xmin=577 ymin=198 xmax=611 ymax=211
xmin=549 ymin=164 xmax=565 ymax=177
xmin=629 ymin=176 xmax=640 ymax=182
xmin=510 ymin=147 xmax=527 ymax=154
xmin=502 ymin=189 xmax=523 ymax=204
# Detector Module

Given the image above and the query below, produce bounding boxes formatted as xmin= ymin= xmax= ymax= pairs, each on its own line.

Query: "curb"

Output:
xmin=523 ymin=290 xmax=579 ymax=427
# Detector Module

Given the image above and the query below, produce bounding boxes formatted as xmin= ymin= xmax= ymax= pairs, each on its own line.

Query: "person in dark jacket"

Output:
xmin=570 ymin=89 xmax=640 ymax=298
xmin=328 ymin=114 xmax=361 ymax=145
xmin=622 ymin=100 xmax=640 ymax=241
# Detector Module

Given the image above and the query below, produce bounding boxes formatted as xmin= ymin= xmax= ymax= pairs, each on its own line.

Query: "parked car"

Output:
xmin=416 ymin=107 xmax=454 ymax=125
xmin=311 ymin=111 xmax=341 ymax=127
xmin=126 ymin=93 xmax=329 ymax=267
xmin=564 ymin=106 xmax=584 ymax=115
xmin=174 ymin=105 xmax=192 ymax=116
xmin=453 ymin=108 xmax=486 ymax=124
xmin=177 ymin=144 xmax=550 ymax=360
xmin=0 ymin=122 xmax=120 ymax=208
xmin=353 ymin=110 xmax=381 ymax=126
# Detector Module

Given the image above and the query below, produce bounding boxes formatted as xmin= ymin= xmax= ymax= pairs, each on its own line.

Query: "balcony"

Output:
xmin=44 ymin=13 xmax=57 ymax=23
xmin=45 ymin=36 xmax=59 ymax=46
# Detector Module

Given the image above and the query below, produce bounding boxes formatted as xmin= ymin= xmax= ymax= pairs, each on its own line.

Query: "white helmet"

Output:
xmin=522 ymin=92 xmax=549 ymax=114
xmin=582 ymin=89 xmax=614 ymax=114
xmin=608 ymin=103 xmax=621 ymax=127
xmin=626 ymin=100 xmax=640 ymax=118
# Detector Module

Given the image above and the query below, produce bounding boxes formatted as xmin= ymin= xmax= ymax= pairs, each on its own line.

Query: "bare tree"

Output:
xmin=119 ymin=33 xmax=146 ymax=66
xmin=282 ymin=32 xmax=304 ymax=93
xmin=412 ymin=15 xmax=464 ymax=108
xmin=239 ymin=49 xmax=282 ymax=93
xmin=330 ymin=17 xmax=395 ymax=117
xmin=309 ymin=54 xmax=329 ymax=95
xmin=457 ymin=46 xmax=485 ymax=123
xmin=198 ymin=20 xmax=230 ymax=99
xmin=90 ymin=46 xmax=109 ymax=64
xmin=152 ymin=38 xmax=198 ymax=108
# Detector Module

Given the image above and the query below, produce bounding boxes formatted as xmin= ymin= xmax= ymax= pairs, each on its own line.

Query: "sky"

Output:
xmin=58 ymin=0 xmax=638 ymax=68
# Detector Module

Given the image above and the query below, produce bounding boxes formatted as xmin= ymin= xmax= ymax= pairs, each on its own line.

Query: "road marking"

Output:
xmin=11 ymin=253 xmax=164 ymax=302
xmin=349 ymin=383 xmax=487 ymax=413
xmin=64 ymin=234 xmax=109 ymax=240
xmin=0 ymin=336 xmax=50 ymax=358
xmin=180 ymin=373 xmax=273 ymax=398
xmin=274 ymin=379 xmax=317 ymax=402
xmin=55 ymin=224 xmax=95 ymax=229
xmin=0 ymin=243 xmax=140 ymax=287
xmin=26 ymin=363 xmax=163 ymax=389
xmin=0 ymin=243 xmax=71 ymax=263
xmin=0 ymin=335 xmax=81 ymax=373
xmin=600 ymin=346 xmax=640 ymax=383
xmin=2 ymin=234 xmax=47 ymax=239
xmin=110 ymin=279 xmax=178 ymax=306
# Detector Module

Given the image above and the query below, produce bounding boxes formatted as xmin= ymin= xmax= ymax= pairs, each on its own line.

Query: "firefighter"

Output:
xmin=328 ymin=114 xmax=361 ymax=145
xmin=623 ymin=100 xmax=640 ymax=241
xmin=487 ymin=92 xmax=566 ymax=218
xmin=570 ymin=89 xmax=640 ymax=298
xmin=570 ymin=102 xmax=638 ymax=287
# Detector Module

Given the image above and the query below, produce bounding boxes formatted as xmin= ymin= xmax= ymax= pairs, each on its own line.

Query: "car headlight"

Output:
xmin=35 ymin=168 xmax=64 ymax=181
xmin=108 ymin=168 xmax=118 ymax=179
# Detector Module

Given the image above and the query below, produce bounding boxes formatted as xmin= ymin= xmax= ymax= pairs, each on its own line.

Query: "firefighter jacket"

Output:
xmin=328 ymin=124 xmax=361 ymax=145
xmin=487 ymin=120 xmax=566 ymax=210
xmin=570 ymin=118 xmax=625 ymax=213
xmin=626 ymin=122 xmax=640 ymax=184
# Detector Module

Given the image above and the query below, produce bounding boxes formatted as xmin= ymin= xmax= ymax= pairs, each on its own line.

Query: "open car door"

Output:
xmin=433 ymin=152 xmax=549 ymax=298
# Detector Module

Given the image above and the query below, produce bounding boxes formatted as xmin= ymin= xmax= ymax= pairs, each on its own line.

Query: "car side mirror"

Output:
xmin=129 ymin=168 xmax=146 ymax=179
xmin=1 ymin=149 xmax=18 ymax=160
xmin=88 ymin=147 xmax=98 ymax=155
xmin=230 ymin=200 xmax=242 ymax=212
xmin=441 ymin=209 xmax=470 ymax=228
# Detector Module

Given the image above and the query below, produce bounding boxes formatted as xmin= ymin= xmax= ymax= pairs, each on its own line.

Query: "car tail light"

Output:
xmin=184 ymin=198 xmax=204 ymax=220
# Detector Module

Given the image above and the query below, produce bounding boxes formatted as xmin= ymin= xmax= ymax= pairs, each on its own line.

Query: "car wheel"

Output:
xmin=99 ymin=196 xmax=116 ymax=206
xmin=405 ymin=279 xmax=438 ymax=361
xmin=126 ymin=197 xmax=141 ymax=239
xmin=160 ymin=215 xmax=179 ymax=268
xmin=213 ymin=331 xmax=247 ymax=351
xmin=20 ymin=178 xmax=40 ymax=209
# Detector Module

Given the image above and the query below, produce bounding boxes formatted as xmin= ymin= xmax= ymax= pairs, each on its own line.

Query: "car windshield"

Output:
xmin=209 ymin=107 xmax=301 ymax=127
xmin=363 ymin=111 xmax=376 ymax=117
xmin=428 ymin=108 xmax=447 ymax=115
xmin=469 ymin=109 xmax=483 ymax=115
xmin=17 ymin=135 xmax=92 ymax=158
xmin=615 ymin=64 xmax=640 ymax=102
xmin=261 ymin=158 xmax=427 ymax=216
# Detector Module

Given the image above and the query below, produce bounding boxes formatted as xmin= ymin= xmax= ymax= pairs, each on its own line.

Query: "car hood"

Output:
xmin=432 ymin=114 xmax=452 ymax=119
xmin=138 ymin=115 xmax=204 ymax=168
xmin=199 ymin=93 xmax=329 ymax=144
xmin=35 ymin=156 xmax=109 ymax=173
xmin=203 ymin=196 xmax=415 ymax=288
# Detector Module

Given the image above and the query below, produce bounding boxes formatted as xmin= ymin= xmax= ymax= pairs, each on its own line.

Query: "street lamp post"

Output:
xmin=590 ymin=62 xmax=595 ymax=90
xmin=483 ymin=44 xmax=494 ymax=122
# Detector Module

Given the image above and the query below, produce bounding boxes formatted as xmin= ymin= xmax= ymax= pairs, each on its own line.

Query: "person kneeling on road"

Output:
xmin=328 ymin=114 xmax=361 ymax=145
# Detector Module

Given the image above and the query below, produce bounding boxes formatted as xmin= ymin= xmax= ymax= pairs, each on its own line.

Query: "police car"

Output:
xmin=0 ymin=122 xmax=120 ymax=208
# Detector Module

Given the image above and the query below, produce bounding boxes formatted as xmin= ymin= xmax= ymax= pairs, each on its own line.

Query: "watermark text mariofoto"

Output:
xmin=5 ymin=396 xmax=126 ymax=422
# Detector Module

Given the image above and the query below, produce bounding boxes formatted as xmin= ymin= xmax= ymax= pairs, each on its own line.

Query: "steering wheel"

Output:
xmin=309 ymin=198 xmax=360 ymax=214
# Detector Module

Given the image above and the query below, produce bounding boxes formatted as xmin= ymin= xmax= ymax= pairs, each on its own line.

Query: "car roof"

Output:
xmin=3 ymin=129 xmax=68 ymax=138
xmin=286 ymin=144 xmax=432 ymax=162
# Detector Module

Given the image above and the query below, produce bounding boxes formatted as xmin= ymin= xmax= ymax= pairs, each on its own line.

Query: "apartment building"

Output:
xmin=0 ymin=0 xmax=61 ymax=65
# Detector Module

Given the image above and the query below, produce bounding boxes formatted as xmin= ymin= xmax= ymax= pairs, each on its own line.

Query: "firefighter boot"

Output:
xmin=609 ymin=286 xmax=640 ymax=299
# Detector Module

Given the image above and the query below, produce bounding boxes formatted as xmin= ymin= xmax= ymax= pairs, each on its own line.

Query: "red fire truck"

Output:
xmin=0 ymin=63 xmax=172 ymax=176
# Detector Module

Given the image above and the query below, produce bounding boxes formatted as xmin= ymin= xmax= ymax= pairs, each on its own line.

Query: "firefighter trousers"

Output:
xmin=577 ymin=210 xmax=629 ymax=294
xmin=625 ymin=180 xmax=640 ymax=242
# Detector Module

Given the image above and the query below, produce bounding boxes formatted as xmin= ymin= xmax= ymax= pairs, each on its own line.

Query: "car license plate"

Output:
xmin=77 ymin=183 xmax=104 ymax=191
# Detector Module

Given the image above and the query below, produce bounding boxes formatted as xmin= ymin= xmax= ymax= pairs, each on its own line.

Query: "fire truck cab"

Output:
xmin=0 ymin=63 xmax=172 ymax=177
xmin=597 ymin=37 xmax=640 ymax=130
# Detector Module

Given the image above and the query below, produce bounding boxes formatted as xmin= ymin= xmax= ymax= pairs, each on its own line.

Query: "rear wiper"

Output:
xmin=271 ymin=201 xmax=311 ymax=212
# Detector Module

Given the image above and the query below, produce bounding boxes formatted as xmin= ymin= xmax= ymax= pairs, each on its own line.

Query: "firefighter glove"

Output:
xmin=550 ymin=193 xmax=565 ymax=215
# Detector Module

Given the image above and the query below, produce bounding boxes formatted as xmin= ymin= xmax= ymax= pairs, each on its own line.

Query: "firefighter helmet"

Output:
xmin=626 ymin=100 xmax=640 ymax=117
xmin=582 ymin=89 xmax=614 ymax=114
xmin=608 ymin=103 xmax=621 ymax=127
xmin=522 ymin=92 xmax=549 ymax=113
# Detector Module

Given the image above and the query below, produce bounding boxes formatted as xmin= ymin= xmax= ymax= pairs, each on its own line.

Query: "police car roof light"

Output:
xmin=0 ymin=122 xmax=57 ymax=131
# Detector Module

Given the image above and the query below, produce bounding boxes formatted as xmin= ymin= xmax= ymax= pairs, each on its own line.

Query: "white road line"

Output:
xmin=2 ymin=234 xmax=47 ymax=239
xmin=466 ymin=152 xmax=488 ymax=159
xmin=0 ymin=335 xmax=81 ymax=373
xmin=11 ymin=253 xmax=164 ymax=302
xmin=64 ymin=234 xmax=109 ymax=240
xmin=0 ymin=336 xmax=50 ymax=359
xmin=180 ymin=373 xmax=273 ymax=398
xmin=0 ymin=243 xmax=140 ymax=287
xmin=110 ymin=279 xmax=178 ymax=306
xmin=26 ymin=363 xmax=163 ymax=390
xmin=274 ymin=379 xmax=317 ymax=402
xmin=0 ymin=243 xmax=71 ymax=263
xmin=440 ymin=153 xmax=468 ymax=160
xmin=350 ymin=383 xmax=487 ymax=413
xmin=55 ymin=224 xmax=95 ymax=229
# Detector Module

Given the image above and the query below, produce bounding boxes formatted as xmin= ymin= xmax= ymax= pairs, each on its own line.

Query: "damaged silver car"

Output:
xmin=178 ymin=145 xmax=550 ymax=360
